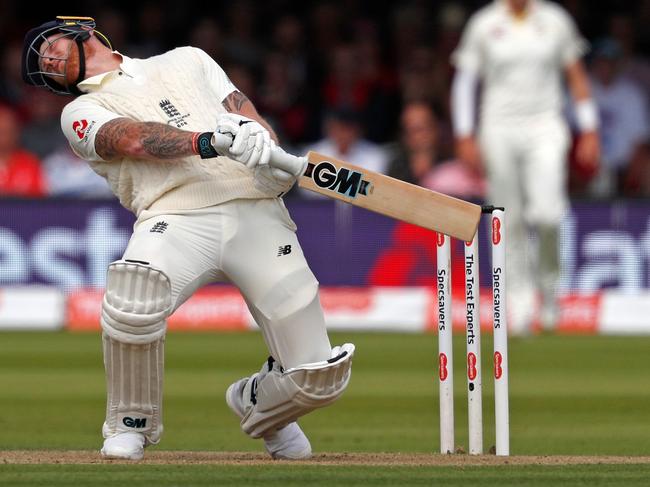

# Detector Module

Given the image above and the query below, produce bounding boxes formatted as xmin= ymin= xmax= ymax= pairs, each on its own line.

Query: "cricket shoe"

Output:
xmin=101 ymin=432 xmax=145 ymax=460
xmin=226 ymin=377 xmax=312 ymax=459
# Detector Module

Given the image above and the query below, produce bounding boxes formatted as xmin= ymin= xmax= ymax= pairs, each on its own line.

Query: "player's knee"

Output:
xmin=101 ymin=261 xmax=172 ymax=344
xmin=241 ymin=343 xmax=355 ymax=438
xmin=255 ymin=267 xmax=320 ymax=322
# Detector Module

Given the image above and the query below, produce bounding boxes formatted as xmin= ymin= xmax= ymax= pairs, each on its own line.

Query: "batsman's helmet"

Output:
xmin=22 ymin=16 xmax=112 ymax=95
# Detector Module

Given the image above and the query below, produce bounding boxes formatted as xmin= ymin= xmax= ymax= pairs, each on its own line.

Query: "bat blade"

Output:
xmin=298 ymin=152 xmax=481 ymax=241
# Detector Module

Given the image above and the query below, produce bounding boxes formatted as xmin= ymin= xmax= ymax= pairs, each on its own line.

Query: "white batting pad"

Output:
xmin=101 ymin=261 xmax=172 ymax=344
xmin=100 ymin=261 xmax=172 ymax=446
xmin=240 ymin=343 xmax=355 ymax=438
xmin=102 ymin=334 xmax=164 ymax=445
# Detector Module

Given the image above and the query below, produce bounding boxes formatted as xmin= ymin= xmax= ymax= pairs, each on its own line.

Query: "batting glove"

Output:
xmin=253 ymin=149 xmax=297 ymax=195
xmin=215 ymin=113 xmax=272 ymax=169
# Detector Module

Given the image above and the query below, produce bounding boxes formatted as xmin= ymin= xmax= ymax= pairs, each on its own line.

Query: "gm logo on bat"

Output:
xmin=306 ymin=161 xmax=372 ymax=198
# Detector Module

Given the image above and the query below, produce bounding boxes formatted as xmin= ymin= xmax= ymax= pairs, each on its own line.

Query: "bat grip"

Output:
xmin=211 ymin=132 xmax=233 ymax=152
xmin=268 ymin=146 xmax=307 ymax=176
xmin=210 ymin=132 xmax=307 ymax=176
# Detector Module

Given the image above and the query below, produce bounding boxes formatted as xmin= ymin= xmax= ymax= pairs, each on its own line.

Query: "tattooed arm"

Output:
xmin=222 ymin=91 xmax=279 ymax=143
xmin=95 ymin=118 xmax=200 ymax=162
xmin=94 ymin=91 xmax=278 ymax=162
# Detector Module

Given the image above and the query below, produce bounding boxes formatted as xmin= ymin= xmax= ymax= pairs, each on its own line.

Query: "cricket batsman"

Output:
xmin=22 ymin=16 xmax=354 ymax=460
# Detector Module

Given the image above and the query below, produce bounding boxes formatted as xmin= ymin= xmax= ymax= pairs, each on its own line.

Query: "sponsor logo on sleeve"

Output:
xmin=72 ymin=119 xmax=88 ymax=139
xmin=72 ymin=119 xmax=96 ymax=142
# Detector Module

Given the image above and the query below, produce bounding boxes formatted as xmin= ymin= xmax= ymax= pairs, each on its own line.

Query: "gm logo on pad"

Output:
xmin=122 ymin=416 xmax=147 ymax=428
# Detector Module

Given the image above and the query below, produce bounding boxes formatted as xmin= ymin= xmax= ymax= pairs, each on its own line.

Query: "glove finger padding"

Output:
xmin=259 ymin=131 xmax=272 ymax=166
xmin=227 ymin=120 xmax=274 ymax=169
xmin=250 ymin=130 xmax=272 ymax=167
xmin=215 ymin=113 xmax=245 ymax=140
xmin=230 ymin=123 xmax=252 ymax=156
xmin=245 ymin=132 xmax=264 ymax=168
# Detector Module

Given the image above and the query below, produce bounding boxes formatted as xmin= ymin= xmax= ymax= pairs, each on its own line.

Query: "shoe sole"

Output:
xmin=100 ymin=448 xmax=144 ymax=461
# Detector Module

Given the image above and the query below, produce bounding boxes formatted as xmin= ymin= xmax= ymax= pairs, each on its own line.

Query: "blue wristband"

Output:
xmin=195 ymin=132 xmax=220 ymax=159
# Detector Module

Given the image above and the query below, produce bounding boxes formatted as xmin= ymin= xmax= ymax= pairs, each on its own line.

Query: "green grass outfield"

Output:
xmin=1 ymin=331 xmax=649 ymax=485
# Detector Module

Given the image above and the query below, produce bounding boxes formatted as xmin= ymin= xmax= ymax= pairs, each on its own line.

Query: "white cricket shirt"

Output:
xmin=60 ymin=47 xmax=275 ymax=215
xmin=451 ymin=0 xmax=587 ymax=123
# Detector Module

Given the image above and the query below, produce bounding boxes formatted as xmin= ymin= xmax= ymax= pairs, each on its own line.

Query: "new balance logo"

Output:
xmin=277 ymin=245 xmax=292 ymax=256
xmin=150 ymin=221 xmax=168 ymax=233
xmin=122 ymin=417 xmax=147 ymax=428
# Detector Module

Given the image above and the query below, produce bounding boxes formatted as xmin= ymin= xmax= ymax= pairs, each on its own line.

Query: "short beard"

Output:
xmin=62 ymin=40 xmax=81 ymax=90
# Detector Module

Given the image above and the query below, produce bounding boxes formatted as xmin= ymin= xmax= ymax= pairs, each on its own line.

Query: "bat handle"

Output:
xmin=269 ymin=146 xmax=308 ymax=177
xmin=211 ymin=132 xmax=233 ymax=152
xmin=210 ymin=131 xmax=307 ymax=177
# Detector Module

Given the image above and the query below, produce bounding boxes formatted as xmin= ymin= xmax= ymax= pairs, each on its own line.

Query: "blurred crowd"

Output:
xmin=1 ymin=0 xmax=649 ymax=200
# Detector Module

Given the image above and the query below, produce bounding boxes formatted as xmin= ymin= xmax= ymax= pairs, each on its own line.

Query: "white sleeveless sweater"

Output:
xmin=70 ymin=47 xmax=272 ymax=215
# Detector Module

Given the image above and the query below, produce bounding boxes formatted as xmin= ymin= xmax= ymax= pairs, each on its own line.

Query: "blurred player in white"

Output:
xmin=22 ymin=16 xmax=354 ymax=460
xmin=451 ymin=0 xmax=601 ymax=334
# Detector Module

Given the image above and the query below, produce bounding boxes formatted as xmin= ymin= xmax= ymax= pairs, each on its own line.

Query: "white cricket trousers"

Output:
xmin=479 ymin=115 xmax=570 ymax=329
xmin=122 ymin=198 xmax=332 ymax=368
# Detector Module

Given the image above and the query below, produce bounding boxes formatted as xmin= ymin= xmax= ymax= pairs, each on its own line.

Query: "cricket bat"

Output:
xmin=295 ymin=152 xmax=481 ymax=241
xmin=210 ymin=133 xmax=481 ymax=241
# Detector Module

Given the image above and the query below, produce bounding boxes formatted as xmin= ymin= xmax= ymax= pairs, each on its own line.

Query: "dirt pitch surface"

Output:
xmin=3 ymin=451 xmax=650 ymax=466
